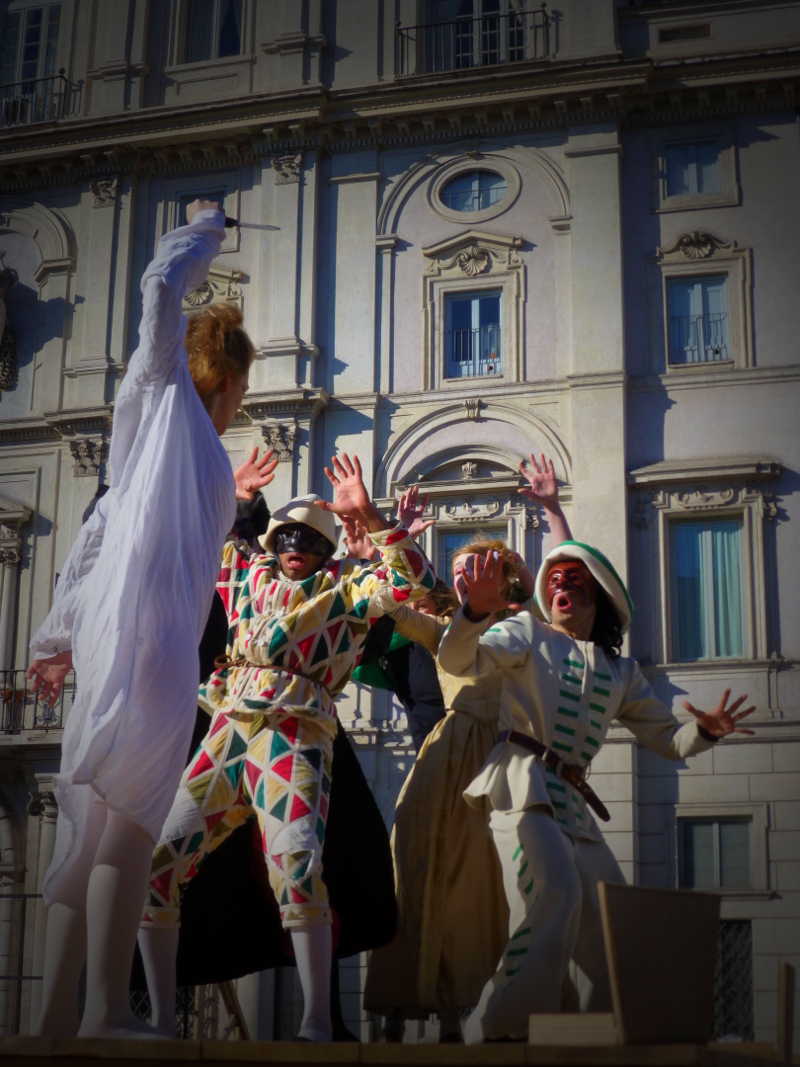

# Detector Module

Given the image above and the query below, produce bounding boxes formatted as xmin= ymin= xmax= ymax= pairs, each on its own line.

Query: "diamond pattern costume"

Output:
xmin=143 ymin=524 xmax=434 ymax=930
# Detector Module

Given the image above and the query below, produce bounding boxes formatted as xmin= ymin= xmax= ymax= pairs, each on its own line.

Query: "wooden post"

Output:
xmin=779 ymin=961 xmax=795 ymax=1063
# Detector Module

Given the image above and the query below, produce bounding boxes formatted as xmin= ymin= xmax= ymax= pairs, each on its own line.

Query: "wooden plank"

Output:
xmin=598 ymin=882 xmax=720 ymax=1046
xmin=528 ymin=1014 xmax=618 ymax=1046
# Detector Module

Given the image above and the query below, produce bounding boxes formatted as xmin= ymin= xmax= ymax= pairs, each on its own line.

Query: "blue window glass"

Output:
xmin=445 ymin=290 xmax=501 ymax=378
xmin=441 ymin=170 xmax=508 ymax=212
xmin=670 ymin=519 xmax=743 ymax=661
xmin=667 ymin=275 xmax=728 ymax=364
xmin=680 ymin=819 xmax=751 ymax=889
xmin=665 ymin=139 xmax=720 ymax=197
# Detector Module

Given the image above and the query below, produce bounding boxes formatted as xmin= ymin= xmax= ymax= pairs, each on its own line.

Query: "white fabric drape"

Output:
xmin=31 ymin=209 xmax=236 ymax=903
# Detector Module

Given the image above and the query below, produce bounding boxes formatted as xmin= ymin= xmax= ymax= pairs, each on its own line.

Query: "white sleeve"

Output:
xmin=438 ymin=608 xmax=531 ymax=677
xmin=124 ymin=209 xmax=226 ymax=391
xmin=617 ymin=664 xmax=716 ymax=760
xmin=29 ymin=499 xmax=108 ymax=659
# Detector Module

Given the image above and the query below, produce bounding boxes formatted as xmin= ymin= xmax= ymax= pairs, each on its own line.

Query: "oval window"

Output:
xmin=440 ymin=170 xmax=508 ymax=212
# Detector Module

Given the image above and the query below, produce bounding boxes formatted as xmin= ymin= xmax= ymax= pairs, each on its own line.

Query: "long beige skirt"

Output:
xmin=364 ymin=708 xmax=509 ymax=1018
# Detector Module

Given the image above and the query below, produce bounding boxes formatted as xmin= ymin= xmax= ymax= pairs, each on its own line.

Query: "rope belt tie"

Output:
xmin=213 ymin=656 xmax=335 ymax=703
xmin=498 ymin=729 xmax=611 ymax=823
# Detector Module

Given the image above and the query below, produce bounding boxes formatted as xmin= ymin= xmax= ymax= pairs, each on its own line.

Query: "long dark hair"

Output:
xmin=590 ymin=588 xmax=623 ymax=659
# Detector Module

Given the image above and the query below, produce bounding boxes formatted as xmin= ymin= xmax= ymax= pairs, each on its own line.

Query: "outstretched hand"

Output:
xmin=317 ymin=453 xmax=372 ymax=518
xmin=683 ymin=688 xmax=755 ymax=739
xmin=343 ymin=515 xmax=377 ymax=562
xmin=26 ymin=651 xmax=73 ymax=707
xmin=456 ymin=552 xmax=522 ymax=619
xmin=234 ymin=448 xmax=279 ymax=501
xmin=396 ymin=485 xmax=435 ymax=540
xmin=518 ymin=453 xmax=559 ymax=508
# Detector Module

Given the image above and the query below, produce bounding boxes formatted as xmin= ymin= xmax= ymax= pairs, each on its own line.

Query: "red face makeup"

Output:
xmin=545 ymin=560 xmax=599 ymax=615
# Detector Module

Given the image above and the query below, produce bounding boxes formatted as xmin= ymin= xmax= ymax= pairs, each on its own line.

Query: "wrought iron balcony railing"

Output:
xmin=396 ymin=4 xmax=552 ymax=77
xmin=0 ymin=668 xmax=75 ymax=733
xmin=0 ymin=69 xmax=67 ymax=128
xmin=446 ymin=324 xmax=501 ymax=378
xmin=669 ymin=312 xmax=729 ymax=364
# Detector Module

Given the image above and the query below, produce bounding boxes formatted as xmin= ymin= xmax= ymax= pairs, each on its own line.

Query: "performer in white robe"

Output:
xmin=27 ymin=201 xmax=275 ymax=1038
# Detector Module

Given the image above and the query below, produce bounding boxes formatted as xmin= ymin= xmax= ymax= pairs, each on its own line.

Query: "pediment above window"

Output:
xmin=422 ymin=229 xmax=523 ymax=278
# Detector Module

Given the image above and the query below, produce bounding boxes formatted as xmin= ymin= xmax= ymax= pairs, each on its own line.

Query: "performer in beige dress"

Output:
xmin=364 ymin=456 xmax=570 ymax=1042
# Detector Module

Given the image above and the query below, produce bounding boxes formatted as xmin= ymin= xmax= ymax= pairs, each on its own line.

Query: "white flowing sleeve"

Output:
xmin=29 ymin=498 xmax=108 ymax=659
xmin=108 ymin=209 xmax=226 ymax=481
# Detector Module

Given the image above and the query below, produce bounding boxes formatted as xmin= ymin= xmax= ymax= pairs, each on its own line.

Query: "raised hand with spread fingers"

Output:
xmin=233 ymin=448 xmax=279 ymax=501
xmin=396 ymin=485 xmax=435 ymax=541
xmin=316 ymin=453 xmax=390 ymax=533
xmin=343 ymin=515 xmax=378 ymax=562
xmin=518 ymin=453 xmax=571 ymax=546
xmin=683 ymin=689 xmax=755 ymax=739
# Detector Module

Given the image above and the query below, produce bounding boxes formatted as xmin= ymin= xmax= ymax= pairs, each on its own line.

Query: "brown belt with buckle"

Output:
xmin=498 ymin=729 xmax=611 ymax=823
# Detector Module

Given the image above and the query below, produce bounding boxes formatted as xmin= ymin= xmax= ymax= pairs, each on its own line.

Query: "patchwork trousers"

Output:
xmin=464 ymin=806 xmax=625 ymax=1043
xmin=141 ymin=708 xmax=334 ymax=930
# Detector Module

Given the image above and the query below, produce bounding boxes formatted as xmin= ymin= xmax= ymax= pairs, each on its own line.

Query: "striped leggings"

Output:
xmin=464 ymin=806 xmax=625 ymax=1043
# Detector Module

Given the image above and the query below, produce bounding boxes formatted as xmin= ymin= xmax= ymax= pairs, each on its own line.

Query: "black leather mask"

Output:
xmin=274 ymin=523 xmax=332 ymax=558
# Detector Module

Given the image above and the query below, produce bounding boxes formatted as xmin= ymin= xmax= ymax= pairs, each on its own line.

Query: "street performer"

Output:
xmin=437 ymin=540 xmax=755 ymax=1043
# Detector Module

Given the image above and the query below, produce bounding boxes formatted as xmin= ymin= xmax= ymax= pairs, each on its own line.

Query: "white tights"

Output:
xmin=138 ymin=921 xmax=333 ymax=1041
xmin=33 ymin=801 xmax=161 ymax=1039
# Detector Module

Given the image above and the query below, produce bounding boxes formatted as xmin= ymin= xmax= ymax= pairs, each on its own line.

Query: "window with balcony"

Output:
xmin=397 ymin=0 xmax=551 ymax=76
xmin=0 ymin=3 xmax=62 ymax=127
xmin=440 ymin=170 xmax=508 ymax=212
xmin=445 ymin=290 xmax=501 ymax=379
xmin=678 ymin=817 xmax=751 ymax=890
xmin=182 ymin=0 xmax=243 ymax=64
xmin=669 ymin=518 xmax=744 ymax=661
xmin=667 ymin=275 xmax=728 ymax=365
xmin=664 ymin=138 xmax=721 ymax=198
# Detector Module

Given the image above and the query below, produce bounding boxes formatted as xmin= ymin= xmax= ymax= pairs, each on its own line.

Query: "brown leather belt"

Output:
xmin=498 ymin=729 xmax=610 ymax=823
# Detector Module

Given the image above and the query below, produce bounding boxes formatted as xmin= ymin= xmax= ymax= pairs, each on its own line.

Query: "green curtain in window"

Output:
xmin=712 ymin=521 xmax=743 ymax=658
xmin=672 ymin=520 xmax=743 ymax=660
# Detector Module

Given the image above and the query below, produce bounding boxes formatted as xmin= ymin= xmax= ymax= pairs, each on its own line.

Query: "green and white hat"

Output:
xmin=535 ymin=540 xmax=633 ymax=634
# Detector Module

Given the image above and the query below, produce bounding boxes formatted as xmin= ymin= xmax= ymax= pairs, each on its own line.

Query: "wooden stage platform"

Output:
xmin=0 ymin=1038 xmax=790 ymax=1067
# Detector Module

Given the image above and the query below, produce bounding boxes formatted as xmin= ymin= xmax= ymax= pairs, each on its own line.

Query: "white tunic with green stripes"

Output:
xmin=438 ymin=608 xmax=714 ymax=842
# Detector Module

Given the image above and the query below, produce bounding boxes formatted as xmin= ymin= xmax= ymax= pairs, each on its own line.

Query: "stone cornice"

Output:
xmin=627 ymin=457 xmax=782 ymax=489
xmin=242 ymin=388 xmax=329 ymax=423
xmin=1 ymin=46 xmax=798 ymax=190
xmin=43 ymin=406 xmax=113 ymax=438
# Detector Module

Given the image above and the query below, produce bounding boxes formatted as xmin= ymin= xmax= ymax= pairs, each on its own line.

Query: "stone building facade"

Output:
xmin=0 ymin=0 xmax=797 ymax=1045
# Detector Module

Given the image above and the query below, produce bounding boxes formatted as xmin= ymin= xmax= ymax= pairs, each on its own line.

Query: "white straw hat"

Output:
xmin=259 ymin=494 xmax=340 ymax=554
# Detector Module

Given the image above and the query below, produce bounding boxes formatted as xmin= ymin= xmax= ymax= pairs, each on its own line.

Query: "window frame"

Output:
xmin=674 ymin=804 xmax=770 ymax=898
xmin=428 ymin=155 xmax=520 ymax=224
xmin=159 ymin=172 xmax=241 ymax=255
xmin=421 ymin=229 xmax=524 ymax=390
xmin=164 ymin=0 xmax=254 ymax=104
xmin=443 ymin=287 xmax=503 ymax=380
xmin=650 ymin=123 xmax=739 ymax=213
xmin=180 ymin=0 xmax=244 ymax=65
xmin=666 ymin=274 xmax=729 ymax=366
xmin=645 ymin=231 xmax=752 ymax=375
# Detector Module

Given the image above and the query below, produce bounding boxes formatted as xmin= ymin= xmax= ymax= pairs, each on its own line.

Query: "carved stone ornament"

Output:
xmin=0 ymin=543 xmax=21 ymax=567
xmin=443 ymin=500 xmax=500 ymax=523
xmin=524 ymin=509 xmax=540 ymax=531
xmin=274 ymin=153 xmax=302 ymax=185
xmin=69 ymin=436 xmax=108 ymax=477
xmin=456 ymin=244 xmax=491 ymax=275
xmin=461 ymin=461 xmax=478 ymax=480
xmin=261 ymin=421 xmax=298 ymax=462
xmin=674 ymin=485 xmax=736 ymax=509
xmin=183 ymin=267 xmax=243 ymax=312
xmin=662 ymin=231 xmax=729 ymax=261
xmin=27 ymin=791 xmax=58 ymax=819
xmin=90 ymin=178 xmax=119 ymax=207
xmin=464 ymin=138 xmax=480 ymax=157
xmin=464 ymin=398 xmax=483 ymax=420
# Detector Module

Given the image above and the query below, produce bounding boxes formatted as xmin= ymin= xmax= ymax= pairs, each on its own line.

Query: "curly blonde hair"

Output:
xmin=452 ymin=538 xmax=525 ymax=602
xmin=185 ymin=303 xmax=254 ymax=401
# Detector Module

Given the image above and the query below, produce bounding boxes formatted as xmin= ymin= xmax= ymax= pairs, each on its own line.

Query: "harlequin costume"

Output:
xmin=437 ymin=542 xmax=718 ymax=1042
xmin=141 ymin=497 xmax=434 ymax=934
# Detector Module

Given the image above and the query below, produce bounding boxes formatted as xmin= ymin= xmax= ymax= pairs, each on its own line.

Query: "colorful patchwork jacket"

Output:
xmin=199 ymin=523 xmax=435 ymax=734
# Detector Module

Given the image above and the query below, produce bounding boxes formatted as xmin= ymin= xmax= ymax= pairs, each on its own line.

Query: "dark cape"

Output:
xmin=131 ymin=589 xmax=396 ymax=989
